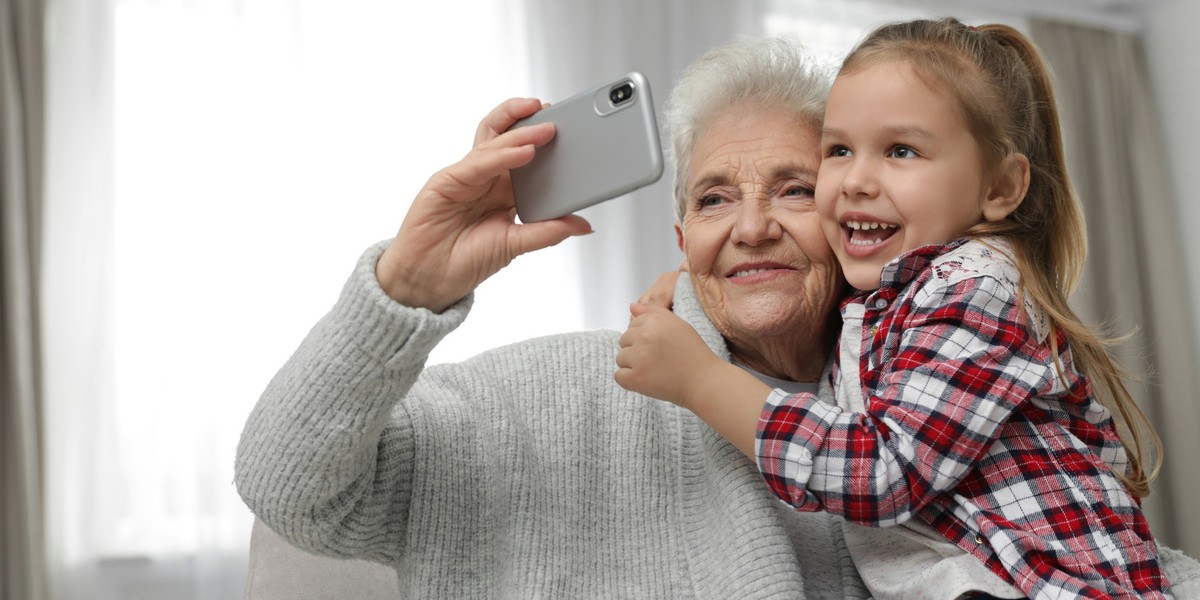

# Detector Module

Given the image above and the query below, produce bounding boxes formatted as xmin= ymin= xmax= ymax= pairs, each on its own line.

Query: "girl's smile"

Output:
xmin=840 ymin=213 xmax=900 ymax=257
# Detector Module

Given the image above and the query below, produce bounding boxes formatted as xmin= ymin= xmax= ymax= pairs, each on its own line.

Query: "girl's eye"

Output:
xmin=826 ymin=145 xmax=851 ymax=158
xmin=888 ymin=145 xmax=918 ymax=159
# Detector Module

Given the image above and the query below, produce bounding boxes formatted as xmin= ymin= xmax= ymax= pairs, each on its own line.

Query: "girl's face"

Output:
xmin=815 ymin=60 xmax=992 ymax=291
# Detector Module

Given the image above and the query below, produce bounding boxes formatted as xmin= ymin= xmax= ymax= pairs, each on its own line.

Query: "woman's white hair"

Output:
xmin=662 ymin=36 xmax=832 ymax=222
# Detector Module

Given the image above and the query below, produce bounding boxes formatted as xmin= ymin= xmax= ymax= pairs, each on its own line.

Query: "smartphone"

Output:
xmin=509 ymin=72 xmax=664 ymax=222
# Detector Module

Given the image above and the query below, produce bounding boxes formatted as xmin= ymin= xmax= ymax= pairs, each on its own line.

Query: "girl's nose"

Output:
xmin=730 ymin=199 xmax=783 ymax=246
xmin=840 ymin=157 xmax=879 ymax=199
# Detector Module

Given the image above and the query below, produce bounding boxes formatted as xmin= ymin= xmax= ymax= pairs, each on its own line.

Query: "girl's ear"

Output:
xmin=982 ymin=153 xmax=1030 ymax=221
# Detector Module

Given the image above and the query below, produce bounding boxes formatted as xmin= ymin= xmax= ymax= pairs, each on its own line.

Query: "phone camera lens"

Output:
xmin=609 ymin=82 xmax=634 ymax=106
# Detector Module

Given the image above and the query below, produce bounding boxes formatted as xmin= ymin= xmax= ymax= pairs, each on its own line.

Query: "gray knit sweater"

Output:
xmin=235 ymin=242 xmax=869 ymax=599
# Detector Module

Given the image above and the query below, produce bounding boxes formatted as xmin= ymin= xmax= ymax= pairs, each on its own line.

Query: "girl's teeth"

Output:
xmin=845 ymin=220 xmax=898 ymax=246
xmin=850 ymin=236 xmax=887 ymax=246
xmin=846 ymin=220 xmax=896 ymax=230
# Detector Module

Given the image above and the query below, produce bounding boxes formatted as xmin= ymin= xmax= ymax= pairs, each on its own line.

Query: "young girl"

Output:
xmin=615 ymin=18 xmax=1169 ymax=599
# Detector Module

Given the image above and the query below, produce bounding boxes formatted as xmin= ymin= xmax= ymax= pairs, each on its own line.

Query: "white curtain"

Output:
xmin=42 ymin=1 xmax=119 ymax=598
xmin=41 ymin=1 xmax=543 ymax=598
xmin=521 ymin=0 xmax=768 ymax=330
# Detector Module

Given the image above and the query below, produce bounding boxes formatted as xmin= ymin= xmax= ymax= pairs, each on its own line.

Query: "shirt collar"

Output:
xmin=844 ymin=237 xmax=971 ymax=307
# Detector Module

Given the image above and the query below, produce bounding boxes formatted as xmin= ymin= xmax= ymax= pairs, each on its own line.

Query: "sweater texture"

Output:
xmin=235 ymin=242 xmax=869 ymax=599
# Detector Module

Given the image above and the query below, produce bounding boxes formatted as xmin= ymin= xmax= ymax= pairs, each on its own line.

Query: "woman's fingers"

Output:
xmin=507 ymin=214 xmax=593 ymax=257
xmin=433 ymin=122 xmax=554 ymax=195
xmin=486 ymin=118 xmax=556 ymax=152
xmin=474 ymin=97 xmax=544 ymax=144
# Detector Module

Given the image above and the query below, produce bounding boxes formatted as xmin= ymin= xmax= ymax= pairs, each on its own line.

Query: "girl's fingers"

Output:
xmin=637 ymin=272 xmax=679 ymax=308
xmin=615 ymin=348 xmax=630 ymax=369
xmin=629 ymin=302 xmax=663 ymax=318
xmin=618 ymin=323 xmax=640 ymax=349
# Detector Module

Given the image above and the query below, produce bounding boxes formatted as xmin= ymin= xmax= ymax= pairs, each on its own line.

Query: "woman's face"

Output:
xmin=678 ymin=106 xmax=841 ymax=376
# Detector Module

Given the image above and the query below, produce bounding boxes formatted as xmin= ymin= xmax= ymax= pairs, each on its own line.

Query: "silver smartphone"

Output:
xmin=510 ymin=72 xmax=664 ymax=222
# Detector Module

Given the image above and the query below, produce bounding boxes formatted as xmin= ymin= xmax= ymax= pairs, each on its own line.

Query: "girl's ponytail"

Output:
xmin=981 ymin=23 xmax=1162 ymax=497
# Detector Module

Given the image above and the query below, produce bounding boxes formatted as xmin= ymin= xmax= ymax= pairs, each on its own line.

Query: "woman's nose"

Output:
xmin=840 ymin=157 xmax=879 ymax=199
xmin=730 ymin=200 xmax=782 ymax=246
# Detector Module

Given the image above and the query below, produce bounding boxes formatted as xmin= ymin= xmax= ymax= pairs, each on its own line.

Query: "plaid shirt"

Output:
xmin=756 ymin=238 xmax=1169 ymax=599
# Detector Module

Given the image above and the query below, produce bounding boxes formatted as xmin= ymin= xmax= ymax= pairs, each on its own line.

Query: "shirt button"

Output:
xmin=873 ymin=298 xmax=888 ymax=310
xmin=974 ymin=534 xmax=983 ymax=544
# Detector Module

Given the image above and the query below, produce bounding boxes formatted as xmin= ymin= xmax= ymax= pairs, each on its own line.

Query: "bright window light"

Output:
xmin=87 ymin=0 xmax=584 ymax=562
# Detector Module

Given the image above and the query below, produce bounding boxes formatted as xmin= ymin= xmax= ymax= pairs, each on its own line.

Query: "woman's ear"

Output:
xmin=982 ymin=153 xmax=1030 ymax=222
xmin=675 ymin=223 xmax=685 ymax=253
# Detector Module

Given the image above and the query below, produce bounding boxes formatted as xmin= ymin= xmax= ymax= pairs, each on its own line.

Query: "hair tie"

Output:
xmin=968 ymin=25 xmax=979 ymax=32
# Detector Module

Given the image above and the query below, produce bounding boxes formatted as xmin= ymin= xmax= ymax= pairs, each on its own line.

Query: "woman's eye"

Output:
xmin=697 ymin=195 xmax=725 ymax=208
xmin=783 ymin=186 xmax=815 ymax=198
xmin=888 ymin=145 xmax=918 ymax=159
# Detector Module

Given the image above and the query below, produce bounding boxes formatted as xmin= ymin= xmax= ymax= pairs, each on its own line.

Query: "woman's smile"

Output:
xmin=726 ymin=262 xmax=797 ymax=283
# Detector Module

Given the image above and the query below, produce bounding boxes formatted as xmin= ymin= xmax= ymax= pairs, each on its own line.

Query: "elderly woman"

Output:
xmin=235 ymin=37 xmax=862 ymax=598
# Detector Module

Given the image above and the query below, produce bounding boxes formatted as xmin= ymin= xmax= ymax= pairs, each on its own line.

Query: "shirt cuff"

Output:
xmin=756 ymin=388 xmax=841 ymax=510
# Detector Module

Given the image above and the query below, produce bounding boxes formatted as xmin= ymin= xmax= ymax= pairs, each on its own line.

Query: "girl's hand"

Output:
xmin=635 ymin=260 xmax=687 ymax=313
xmin=376 ymin=98 xmax=593 ymax=312
xmin=615 ymin=302 xmax=721 ymax=406
xmin=618 ymin=303 xmax=772 ymax=458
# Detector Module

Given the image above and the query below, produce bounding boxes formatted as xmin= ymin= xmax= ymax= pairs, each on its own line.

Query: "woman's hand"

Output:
xmin=615 ymin=302 xmax=722 ymax=406
xmin=376 ymin=98 xmax=593 ymax=312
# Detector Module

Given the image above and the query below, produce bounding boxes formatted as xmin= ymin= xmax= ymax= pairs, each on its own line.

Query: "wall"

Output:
xmin=1144 ymin=0 xmax=1200 ymax=368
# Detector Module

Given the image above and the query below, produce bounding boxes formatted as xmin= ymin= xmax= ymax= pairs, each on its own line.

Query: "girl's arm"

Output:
xmin=618 ymin=269 xmax=1058 ymax=528
xmin=615 ymin=303 xmax=770 ymax=457
xmin=760 ymin=273 xmax=1055 ymax=523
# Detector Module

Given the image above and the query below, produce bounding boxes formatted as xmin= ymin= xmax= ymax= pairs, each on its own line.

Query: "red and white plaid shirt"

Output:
xmin=756 ymin=238 xmax=1169 ymax=599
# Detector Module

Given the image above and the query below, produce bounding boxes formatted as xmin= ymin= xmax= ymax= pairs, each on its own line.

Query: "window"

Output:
xmin=45 ymin=1 xmax=582 ymax=598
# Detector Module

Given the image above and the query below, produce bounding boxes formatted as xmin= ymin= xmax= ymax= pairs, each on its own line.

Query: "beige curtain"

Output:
xmin=1031 ymin=19 xmax=1200 ymax=557
xmin=0 ymin=0 xmax=47 ymax=599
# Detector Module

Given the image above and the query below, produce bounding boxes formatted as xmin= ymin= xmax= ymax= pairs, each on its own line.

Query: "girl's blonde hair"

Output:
xmin=841 ymin=18 xmax=1161 ymax=496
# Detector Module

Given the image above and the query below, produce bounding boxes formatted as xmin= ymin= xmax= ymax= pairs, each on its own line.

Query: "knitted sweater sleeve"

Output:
xmin=234 ymin=242 xmax=469 ymax=564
